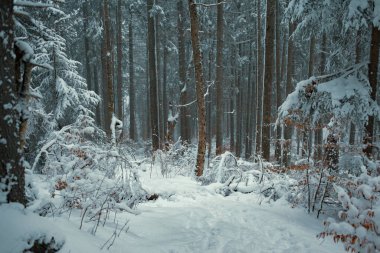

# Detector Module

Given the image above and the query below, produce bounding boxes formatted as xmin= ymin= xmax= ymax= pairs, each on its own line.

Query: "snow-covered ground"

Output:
xmin=0 ymin=166 xmax=345 ymax=253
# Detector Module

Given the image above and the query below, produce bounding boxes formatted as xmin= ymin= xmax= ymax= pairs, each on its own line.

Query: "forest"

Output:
xmin=0 ymin=0 xmax=379 ymax=252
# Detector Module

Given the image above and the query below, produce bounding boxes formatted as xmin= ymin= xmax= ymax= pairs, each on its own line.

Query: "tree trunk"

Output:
xmin=93 ymin=65 xmax=101 ymax=126
xmin=178 ymin=0 xmax=191 ymax=144
xmin=116 ymin=0 xmax=123 ymax=120
xmin=245 ymin=42 xmax=254 ymax=159
xmin=314 ymin=32 xmax=327 ymax=162
xmin=308 ymin=35 xmax=316 ymax=78
xmin=301 ymin=34 xmax=315 ymax=157
xmin=283 ymin=21 xmax=296 ymax=167
xmin=262 ymin=0 xmax=275 ymax=161
xmin=274 ymin=0 xmax=283 ymax=162
xmin=163 ymin=37 xmax=169 ymax=143
xmin=236 ymin=44 xmax=243 ymax=157
xmin=215 ymin=0 xmax=224 ymax=155
xmin=102 ymin=0 xmax=114 ymax=139
xmin=82 ymin=0 xmax=93 ymax=91
xmin=155 ymin=11 xmax=164 ymax=146
xmin=188 ymin=0 xmax=207 ymax=176
xmin=349 ymin=31 xmax=361 ymax=146
xmin=230 ymin=48 xmax=236 ymax=153
xmin=19 ymin=62 xmax=33 ymax=151
xmin=256 ymin=0 xmax=263 ymax=155
xmin=129 ymin=15 xmax=136 ymax=141
xmin=148 ymin=0 xmax=160 ymax=151
xmin=364 ymin=24 xmax=380 ymax=158
xmin=207 ymin=41 xmax=213 ymax=159
xmin=0 ymin=0 xmax=26 ymax=205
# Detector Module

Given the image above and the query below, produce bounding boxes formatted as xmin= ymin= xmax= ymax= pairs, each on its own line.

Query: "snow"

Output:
xmin=346 ymin=0 xmax=369 ymax=29
xmin=15 ymin=40 xmax=34 ymax=62
xmin=123 ymin=170 xmax=344 ymax=253
xmin=14 ymin=0 xmax=54 ymax=8
xmin=374 ymin=0 xmax=380 ymax=27
xmin=111 ymin=114 xmax=123 ymax=144
xmin=3 ymin=103 xmax=13 ymax=110
xmin=181 ymin=83 xmax=187 ymax=93
xmin=168 ymin=112 xmax=179 ymax=122
xmin=0 ymin=166 xmax=345 ymax=253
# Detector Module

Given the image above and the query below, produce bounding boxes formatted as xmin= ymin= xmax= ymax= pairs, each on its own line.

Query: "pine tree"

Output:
xmin=188 ymin=0 xmax=207 ymax=176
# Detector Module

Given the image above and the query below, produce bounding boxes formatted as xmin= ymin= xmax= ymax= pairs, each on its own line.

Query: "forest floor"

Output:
xmin=117 ymin=166 xmax=344 ymax=253
xmin=1 ymin=163 xmax=345 ymax=253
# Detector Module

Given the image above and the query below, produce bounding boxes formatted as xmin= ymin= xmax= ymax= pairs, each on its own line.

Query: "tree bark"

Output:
xmin=283 ymin=21 xmax=296 ymax=167
xmin=0 ymin=0 xmax=26 ymax=205
xmin=148 ymin=0 xmax=160 ymax=151
xmin=256 ymin=0 xmax=263 ymax=155
xmin=102 ymin=0 xmax=114 ymax=139
xmin=236 ymin=44 xmax=243 ymax=157
xmin=93 ymin=65 xmax=101 ymax=126
xmin=116 ymin=0 xmax=123 ymax=120
xmin=178 ymin=0 xmax=191 ymax=144
xmin=245 ymin=42 xmax=254 ymax=159
xmin=19 ymin=62 xmax=33 ymax=151
xmin=262 ymin=0 xmax=275 ymax=161
xmin=349 ymin=31 xmax=361 ymax=146
xmin=163 ymin=36 xmax=168 ymax=143
xmin=314 ymin=32 xmax=327 ymax=161
xmin=82 ymin=0 xmax=93 ymax=92
xmin=215 ymin=0 xmax=224 ymax=155
xmin=274 ymin=0 xmax=282 ymax=161
xmin=129 ymin=14 xmax=136 ymax=141
xmin=308 ymin=35 xmax=316 ymax=78
xmin=364 ymin=24 xmax=380 ymax=158
xmin=188 ymin=0 xmax=207 ymax=176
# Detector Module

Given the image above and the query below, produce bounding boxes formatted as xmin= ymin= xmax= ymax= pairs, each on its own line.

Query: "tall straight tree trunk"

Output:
xmin=18 ymin=61 xmax=33 ymax=151
xmin=314 ymin=32 xmax=327 ymax=161
xmin=100 ymin=38 xmax=107 ymax=130
xmin=93 ymin=65 xmax=101 ymax=126
xmin=163 ymin=37 xmax=168 ymax=142
xmin=302 ymin=34 xmax=315 ymax=158
xmin=0 ymin=0 xmax=26 ymax=205
xmin=215 ymin=0 xmax=224 ymax=155
xmin=283 ymin=21 xmax=296 ymax=167
xmin=256 ymin=0 xmax=263 ymax=155
xmin=155 ymin=12 xmax=164 ymax=146
xmin=129 ymin=15 xmax=136 ymax=141
xmin=178 ymin=0 xmax=190 ymax=143
xmin=102 ymin=0 xmax=114 ymax=138
xmin=207 ymin=41 xmax=213 ymax=159
xmin=364 ymin=24 xmax=380 ymax=158
xmin=245 ymin=42 xmax=254 ymax=159
xmin=308 ymin=35 xmax=316 ymax=78
xmin=148 ymin=0 xmax=160 ymax=151
xmin=274 ymin=0 xmax=282 ymax=161
xmin=230 ymin=48 xmax=236 ymax=153
xmin=188 ymin=0 xmax=207 ymax=176
xmin=116 ymin=0 xmax=123 ymax=120
xmin=82 ymin=0 xmax=92 ymax=91
xmin=350 ymin=30 xmax=361 ymax=146
xmin=145 ymin=35 xmax=151 ymax=141
xmin=262 ymin=0 xmax=275 ymax=161
xmin=236 ymin=44 xmax=243 ymax=157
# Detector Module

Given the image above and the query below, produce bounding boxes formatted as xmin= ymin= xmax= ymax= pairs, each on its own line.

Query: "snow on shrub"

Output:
xmin=202 ymin=152 xmax=297 ymax=201
xmin=320 ymin=167 xmax=380 ymax=253
xmin=152 ymin=139 xmax=196 ymax=178
xmin=30 ymin=112 xmax=146 ymax=234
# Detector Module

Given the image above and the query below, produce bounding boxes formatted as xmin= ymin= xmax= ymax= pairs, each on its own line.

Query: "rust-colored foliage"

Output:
xmin=55 ymin=180 xmax=68 ymax=190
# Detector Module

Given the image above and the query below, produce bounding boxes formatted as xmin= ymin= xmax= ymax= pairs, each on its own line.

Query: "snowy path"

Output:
xmin=0 ymin=171 xmax=345 ymax=253
xmin=119 ymin=172 xmax=344 ymax=253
